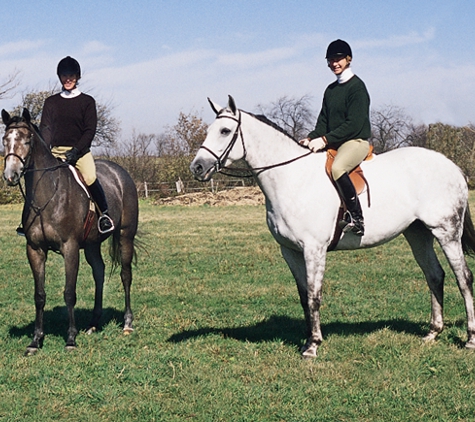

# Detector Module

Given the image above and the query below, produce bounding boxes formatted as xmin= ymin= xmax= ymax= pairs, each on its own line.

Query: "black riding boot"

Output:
xmin=88 ymin=179 xmax=115 ymax=234
xmin=335 ymin=172 xmax=365 ymax=236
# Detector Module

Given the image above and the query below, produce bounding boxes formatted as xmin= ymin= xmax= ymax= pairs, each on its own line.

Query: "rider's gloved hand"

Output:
xmin=299 ymin=137 xmax=326 ymax=153
xmin=65 ymin=147 xmax=80 ymax=165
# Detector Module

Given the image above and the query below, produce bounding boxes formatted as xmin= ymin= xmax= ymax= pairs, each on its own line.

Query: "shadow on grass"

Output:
xmin=8 ymin=306 xmax=126 ymax=342
xmin=168 ymin=315 xmax=468 ymax=349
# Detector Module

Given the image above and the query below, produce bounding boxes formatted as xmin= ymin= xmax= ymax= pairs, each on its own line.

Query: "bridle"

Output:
xmin=3 ymin=122 xmax=34 ymax=179
xmin=198 ymin=110 xmax=245 ymax=174
xmin=3 ymin=121 xmax=67 ymax=176
xmin=3 ymin=121 xmax=67 ymax=210
xmin=199 ymin=110 xmax=312 ymax=177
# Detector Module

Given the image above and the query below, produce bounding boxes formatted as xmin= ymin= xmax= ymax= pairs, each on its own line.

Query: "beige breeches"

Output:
xmin=331 ymin=139 xmax=370 ymax=180
xmin=51 ymin=146 xmax=97 ymax=186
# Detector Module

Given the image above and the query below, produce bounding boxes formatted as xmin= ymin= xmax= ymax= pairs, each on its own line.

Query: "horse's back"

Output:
xmin=363 ymin=147 xmax=467 ymax=200
xmin=348 ymin=146 xmax=469 ymax=248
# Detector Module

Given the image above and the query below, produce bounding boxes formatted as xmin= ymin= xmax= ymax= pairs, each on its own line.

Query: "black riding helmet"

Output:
xmin=57 ymin=56 xmax=81 ymax=80
xmin=326 ymin=39 xmax=352 ymax=59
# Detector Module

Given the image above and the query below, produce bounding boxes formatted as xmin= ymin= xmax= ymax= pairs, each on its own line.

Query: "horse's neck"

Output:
xmin=242 ymin=116 xmax=303 ymax=166
xmin=32 ymin=137 xmax=59 ymax=169
xmin=26 ymin=138 xmax=64 ymax=191
xmin=241 ymin=114 xmax=328 ymax=196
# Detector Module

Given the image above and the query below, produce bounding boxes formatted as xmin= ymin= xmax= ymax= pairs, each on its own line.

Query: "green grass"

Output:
xmin=0 ymin=199 xmax=475 ymax=421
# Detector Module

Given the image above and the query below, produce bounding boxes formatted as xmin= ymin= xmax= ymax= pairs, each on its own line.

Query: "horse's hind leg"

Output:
xmin=403 ymin=221 xmax=445 ymax=342
xmin=119 ymin=233 xmax=135 ymax=333
xmin=436 ymin=237 xmax=475 ymax=349
xmin=84 ymin=243 xmax=105 ymax=333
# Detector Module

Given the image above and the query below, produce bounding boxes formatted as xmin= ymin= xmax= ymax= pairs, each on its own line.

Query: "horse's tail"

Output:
xmin=462 ymin=205 xmax=475 ymax=256
xmin=108 ymin=230 xmax=140 ymax=275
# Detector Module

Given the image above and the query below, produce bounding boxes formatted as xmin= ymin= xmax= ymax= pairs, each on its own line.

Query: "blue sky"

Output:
xmin=0 ymin=0 xmax=474 ymax=139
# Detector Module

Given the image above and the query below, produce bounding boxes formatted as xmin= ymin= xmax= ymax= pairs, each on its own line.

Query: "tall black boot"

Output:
xmin=335 ymin=173 xmax=365 ymax=236
xmin=88 ymin=179 xmax=115 ymax=234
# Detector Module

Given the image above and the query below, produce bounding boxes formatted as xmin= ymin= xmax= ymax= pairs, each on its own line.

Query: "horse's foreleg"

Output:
xmin=119 ymin=235 xmax=135 ymax=333
xmin=281 ymin=245 xmax=326 ymax=358
xmin=26 ymin=245 xmax=47 ymax=355
xmin=63 ymin=244 xmax=80 ymax=349
xmin=84 ymin=243 xmax=105 ymax=333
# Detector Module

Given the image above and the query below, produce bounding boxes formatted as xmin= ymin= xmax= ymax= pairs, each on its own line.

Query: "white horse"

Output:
xmin=190 ymin=96 xmax=475 ymax=358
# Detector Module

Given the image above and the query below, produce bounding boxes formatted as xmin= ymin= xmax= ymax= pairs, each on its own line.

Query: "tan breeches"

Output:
xmin=51 ymin=146 xmax=97 ymax=186
xmin=331 ymin=139 xmax=370 ymax=180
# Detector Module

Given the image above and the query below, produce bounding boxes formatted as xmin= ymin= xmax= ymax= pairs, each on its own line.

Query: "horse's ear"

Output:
xmin=1 ymin=109 xmax=11 ymax=126
xmin=208 ymin=98 xmax=222 ymax=115
xmin=227 ymin=95 xmax=237 ymax=115
xmin=22 ymin=108 xmax=31 ymax=124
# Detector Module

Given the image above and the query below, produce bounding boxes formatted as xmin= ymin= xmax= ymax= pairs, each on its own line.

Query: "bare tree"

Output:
xmin=95 ymin=100 xmax=121 ymax=148
xmin=406 ymin=123 xmax=428 ymax=148
xmin=255 ymin=94 xmax=315 ymax=140
xmin=370 ymin=104 xmax=416 ymax=153
xmin=11 ymin=89 xmax=56 ymax=125
xmin=110 ymin=131 xmax=159 ymax=183
xmin=0 ymin=70 xmax=21 ymax=100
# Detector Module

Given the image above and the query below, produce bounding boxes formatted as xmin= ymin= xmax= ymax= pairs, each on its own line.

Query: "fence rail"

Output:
xmin=137 ymin=178 xmax=251 ymax=198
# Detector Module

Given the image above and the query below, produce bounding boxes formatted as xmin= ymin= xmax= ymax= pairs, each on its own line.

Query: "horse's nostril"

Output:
xmin=190 ymin=162 xmax=203 ymax=174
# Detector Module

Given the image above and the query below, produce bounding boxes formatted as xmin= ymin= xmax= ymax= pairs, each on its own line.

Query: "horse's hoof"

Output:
xmin=86 ymin=326 xmax=97 ymax=335
xmin=65 ymin=345 xmax=76 ymax=351
xmin=465 ymin=340 xmax=475 ymax=350
xmin=25 ymin=347 xmax=38 ymax=356
xmin=422 ymin=331 xmax=439 ymax=342
xmin=301 ymin=344 xmax=318 ymax=359
xmin=123 ymin=327 xmax=134 ymax=335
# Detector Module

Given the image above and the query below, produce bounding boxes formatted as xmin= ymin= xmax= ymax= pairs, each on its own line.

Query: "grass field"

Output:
xmin=0 ymin=199 xmax=475 ymax=421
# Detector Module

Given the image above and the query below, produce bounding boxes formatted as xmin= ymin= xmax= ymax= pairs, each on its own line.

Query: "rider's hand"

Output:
xmin=307 ymin=137 xmax=326 ymax=153
xmin=65 ymin=147 xmax=80 ymax=165
xmin=299 ymin=138 xmax=310 ymax=147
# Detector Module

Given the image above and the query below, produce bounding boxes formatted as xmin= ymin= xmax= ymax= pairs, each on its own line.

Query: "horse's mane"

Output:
xmin=247 ymin=112 xmax=296 ymax=141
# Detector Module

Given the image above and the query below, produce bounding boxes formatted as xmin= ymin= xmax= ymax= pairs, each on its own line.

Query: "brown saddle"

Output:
xmin=325 ymin=145 xmax=374 ymax=200
xmin=325 ymin=145 xmax=374 ymax=250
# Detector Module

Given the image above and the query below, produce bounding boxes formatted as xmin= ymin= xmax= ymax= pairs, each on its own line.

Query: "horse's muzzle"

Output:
xmin=3 ymin=170 xmax=21 ymax=186
xmin=190 ymin=158 xmax=216 ymax=182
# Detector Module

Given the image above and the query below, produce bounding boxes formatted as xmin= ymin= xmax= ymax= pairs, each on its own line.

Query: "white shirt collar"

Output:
xmin=337 ymin=67 xmax=354 ymax=84
xmin=60 ymin=87 xmax=81 ymax=98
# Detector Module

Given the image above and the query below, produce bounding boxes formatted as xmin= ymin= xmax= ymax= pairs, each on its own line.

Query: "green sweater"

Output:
xmin=308 ymin=75 xmax=371 ymax=146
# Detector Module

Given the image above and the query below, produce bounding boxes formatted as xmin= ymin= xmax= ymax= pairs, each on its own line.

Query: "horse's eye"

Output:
xmin=221 ymin=128 xmax=231 ymax=136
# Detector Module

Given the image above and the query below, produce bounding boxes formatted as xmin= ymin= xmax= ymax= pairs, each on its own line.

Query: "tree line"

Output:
xmin=1 ymin=73 xmax=475 ymax=203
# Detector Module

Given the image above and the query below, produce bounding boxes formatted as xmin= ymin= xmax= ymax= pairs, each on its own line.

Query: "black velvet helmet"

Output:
xmin=325 ymin=39 xmax=352 ymax=59
xmin=57 ymin=56 xmax=81 ymax=79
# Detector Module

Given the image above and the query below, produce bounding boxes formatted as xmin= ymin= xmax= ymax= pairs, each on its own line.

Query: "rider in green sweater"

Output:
xmin=300 ymin=39 xmax=371 ymax=235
